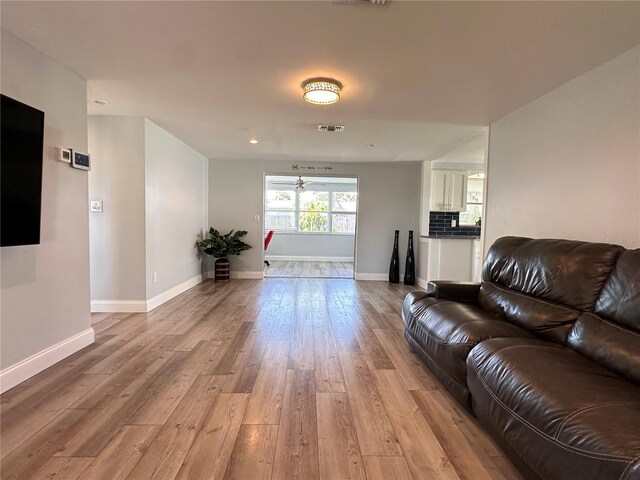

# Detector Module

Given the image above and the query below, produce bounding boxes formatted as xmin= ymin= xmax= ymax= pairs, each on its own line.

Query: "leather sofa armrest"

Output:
xmin=426 ymin=281 xmax=481 ymax=304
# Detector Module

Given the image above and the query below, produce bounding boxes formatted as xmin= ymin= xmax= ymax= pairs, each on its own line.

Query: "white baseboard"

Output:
xmin=206 ymin=271 xmax=264 ymax=280
xmin=354 ymin=272 xmax=389 ymax=281
xmin=146 ymin=274 xmax=205 ymax=312
xmin=354 ymin=272 xmax=424 ymax=287
xmin=231 ymin=271 xmax=264 ymax=279
xmin=0 ymin=328 xmax=95 ymax=394
xmin=91 ymin=300 xmax=147 ymax=313
xmin=265 ymin=255 xmax=354 ymax=263
xmin=92 ymin=273 xmax=206 ymax=313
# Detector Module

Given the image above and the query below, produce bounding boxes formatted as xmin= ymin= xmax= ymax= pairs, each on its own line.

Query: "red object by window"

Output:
xmin=264 ymin=230 xmax=274 ymax=251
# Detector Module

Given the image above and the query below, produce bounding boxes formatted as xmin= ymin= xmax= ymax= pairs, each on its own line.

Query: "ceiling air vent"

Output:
xmin=318 ymin=125 xmax=345 ymax=133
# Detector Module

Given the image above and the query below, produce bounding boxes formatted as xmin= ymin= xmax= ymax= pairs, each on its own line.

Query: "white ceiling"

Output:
xmin=431 ymin=128 xmax=488 ymax=165
xmin=2 ymin=1 xmax=638 ymax=162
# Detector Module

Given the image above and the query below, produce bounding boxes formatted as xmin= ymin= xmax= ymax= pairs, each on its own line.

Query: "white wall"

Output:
xmin=209 ymin=159 xmax=421 ymax=277
xmin=418 ymin=161 xmax=433 ymax=237
xmin=417 ymin=237 xmax=429 ymax=288
xmin=1 ymin=30 xmax=92 ymax=385
xmin=88 ymin=117 xmax=146 ymax=301
xmin=485 ymin=46 xmax=640 ymax=250
xmin=266 ymin=233 xmax=355 ymax=259
xmin=87 ymin=117 xmax=208 ymax=311
xmin=145 ymin=119 xmax=208 ymax=300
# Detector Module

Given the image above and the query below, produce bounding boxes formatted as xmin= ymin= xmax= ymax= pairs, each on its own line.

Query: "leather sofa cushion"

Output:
xmin=568 ymin=249 xmax=640 ymax=384
xmin=482 ymin=237 xmax=623 ymax=312
xmin=402 ymin=291 xmax=430 ymax=322
xmin=479 ymin=281 xmax=579 ymax=343
xmin=425 ymin=280 xmax=481 ymax=304
xmin=568 ymin=312 xmax=640 ymax=385
xmin=403 ymin=296 xmax=533 ymax=388
xmin=594 ymin=249 xmax=640 ymax=330
xmin=467 ymin=337 xmax=640 ymax=480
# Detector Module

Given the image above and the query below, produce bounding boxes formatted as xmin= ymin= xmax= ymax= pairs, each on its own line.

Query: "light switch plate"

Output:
xmin=253 ymin=214 xmax=261 ymax=222
xmin=90 ymin=200 xmax=103 ymax=212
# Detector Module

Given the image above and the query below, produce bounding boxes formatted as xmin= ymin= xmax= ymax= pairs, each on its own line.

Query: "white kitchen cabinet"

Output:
xmin=426 ymin=238 xmax=474 ymax=282
xmin=430 ymin=171 xmax=467 ymax=212
xmin=430 ymin=171 xmax=448 ymax=211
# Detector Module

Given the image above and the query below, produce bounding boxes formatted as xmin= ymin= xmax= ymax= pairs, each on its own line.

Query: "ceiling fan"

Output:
xmin=271 ymin=176 xmax=326 ymax=192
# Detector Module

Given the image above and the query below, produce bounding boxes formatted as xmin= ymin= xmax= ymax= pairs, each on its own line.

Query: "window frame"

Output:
xmin=298 ymin=190 xmax=329 ymax=232
xmin=459 ymin=174 xmax=484 ymax=226
xmin=264 ymin=190 xmax=298 ymax=232
xmin=264 ymin=179 xmax=358 ymax=236
xmin=329 ymin=191 xmax=357 ymax=234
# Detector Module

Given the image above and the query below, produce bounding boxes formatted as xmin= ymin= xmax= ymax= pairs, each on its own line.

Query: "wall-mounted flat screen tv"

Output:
xmin=1 ymin=94 xmax=45 ymax=247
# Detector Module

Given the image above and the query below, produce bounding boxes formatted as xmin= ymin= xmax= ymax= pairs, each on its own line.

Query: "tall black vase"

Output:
xmin=404 ymin=230 xmax=416 ymax=285
xmin=388 ymin=230 xmax=400 ymax=283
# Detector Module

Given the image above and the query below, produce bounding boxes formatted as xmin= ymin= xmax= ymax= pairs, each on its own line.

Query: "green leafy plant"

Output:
xmin=299 ymin=209 xmax=328 ymax=232
xmin=198 ymin=228 xmax=252 ymax=259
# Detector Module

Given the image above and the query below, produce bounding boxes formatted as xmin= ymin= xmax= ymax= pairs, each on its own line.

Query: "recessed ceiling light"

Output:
xmin=92 ymin=99 xmax=110 ymax=106
xmin=302 ymin=78 xmax=342 ymax=105
xmin=249 ymin=139 xmax=259 ymax=144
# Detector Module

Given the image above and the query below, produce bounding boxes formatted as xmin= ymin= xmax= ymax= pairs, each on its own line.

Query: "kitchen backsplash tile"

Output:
xmin=429 ymin=211 xmax=481 ymax=237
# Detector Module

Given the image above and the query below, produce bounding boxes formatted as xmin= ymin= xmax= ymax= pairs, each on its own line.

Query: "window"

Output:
xmin=265 ymin=190 xmax=296 ymax=231
xmin=265 ymin=185 xmax=357 ymax=234
xmin=331 ymin=192 xmax=357 ymax=233
xmin=299 ymin=191 xmax=329 ymax=232
xmin=459 ymin=174 xmax=483 ymax=226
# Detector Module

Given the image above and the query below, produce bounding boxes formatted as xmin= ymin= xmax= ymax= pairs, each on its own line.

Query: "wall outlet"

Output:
xmin=152 ymin=271 xmax=157 ymax=283
xmin=90 ymin=200 xmax=103 ymax=212
xmin=253 ymin=214 xmax=261 ymax=222
xmin=451 ymin=219 xmax=457 ymax=227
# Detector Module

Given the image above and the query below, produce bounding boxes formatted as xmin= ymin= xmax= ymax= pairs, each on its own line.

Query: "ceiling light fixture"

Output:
xmin=249 ymin=139 xmax=259 ymax=144
xmin=92 ymin=99 xmax=110 ymax=106
xmin=302 ymin=78 xmax=342 ymax=105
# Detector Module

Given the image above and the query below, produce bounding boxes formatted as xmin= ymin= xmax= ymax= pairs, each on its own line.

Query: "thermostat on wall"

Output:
xmin=56 ymin=147 xmax=72 ymax=163
xmin=71 ymin=150 xmax=91 ymax=171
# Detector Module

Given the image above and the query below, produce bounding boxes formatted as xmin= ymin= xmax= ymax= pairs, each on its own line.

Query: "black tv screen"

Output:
xmin=1 ymin=94 xmax=45 ymax=247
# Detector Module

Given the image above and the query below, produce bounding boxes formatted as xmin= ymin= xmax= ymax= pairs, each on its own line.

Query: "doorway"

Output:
xmin=263 ymin=174 xmax=358 ymax=278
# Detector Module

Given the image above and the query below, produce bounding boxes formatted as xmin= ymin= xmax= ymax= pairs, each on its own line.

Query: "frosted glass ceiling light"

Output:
xmin=302 ymin=78 xmax=342 ymax=105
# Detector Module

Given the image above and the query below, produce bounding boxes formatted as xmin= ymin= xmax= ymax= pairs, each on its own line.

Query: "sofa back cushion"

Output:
xmin=479 ymin=237 xmax=623 ymax=342
xmin=567 ymin=249 xmax=640 ymax=384
xmin=594 ymin=249 xmax=640 ymax=328
xmin=478 ymin=282 xmax=580 ymax=342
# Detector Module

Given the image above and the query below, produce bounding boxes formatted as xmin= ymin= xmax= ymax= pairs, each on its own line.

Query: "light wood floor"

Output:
xmin=0 ymin=279 xmax=522 ymax=480
xmin=264 ymin=261 xmax=354 ymax=278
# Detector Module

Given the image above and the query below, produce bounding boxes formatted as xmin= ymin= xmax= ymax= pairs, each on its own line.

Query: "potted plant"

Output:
xmin=198 ymin=228 xmax=252 ymax=282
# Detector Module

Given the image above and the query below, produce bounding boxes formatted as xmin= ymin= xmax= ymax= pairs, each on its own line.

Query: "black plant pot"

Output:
xmin=389 ymin=230 xmax=400 ymax=283
xmin=214 ymin=257 xmax=230 ymax=283
xmin=404 ymin=230 xmax=415 ymax=286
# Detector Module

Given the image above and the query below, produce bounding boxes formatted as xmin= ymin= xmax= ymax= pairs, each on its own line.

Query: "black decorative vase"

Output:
xmin=388 ymin=230 xmax=400 ymax=283
xmin=404 ymin=230 xmax=415 ymax=286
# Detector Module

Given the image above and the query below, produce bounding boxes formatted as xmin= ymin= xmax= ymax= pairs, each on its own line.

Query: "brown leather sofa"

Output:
xmin=402 ymin=236 xmax=640 ymax=480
